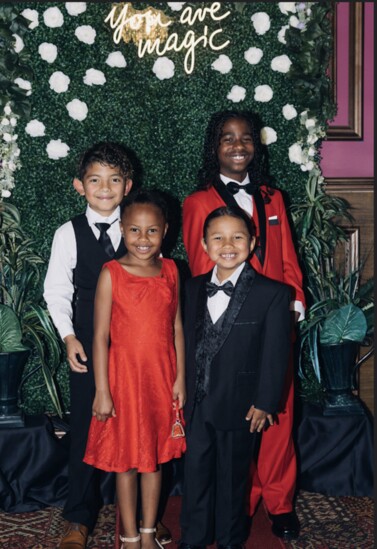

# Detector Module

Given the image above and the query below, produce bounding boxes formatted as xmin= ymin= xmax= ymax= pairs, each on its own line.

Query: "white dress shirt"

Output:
xmin=220 ymin=173 xmax=304 ymax=321
xmin=43 ymin=205 xmax=122 ymax=340
xmin=207 ymin=262 xmax=246 ymax=324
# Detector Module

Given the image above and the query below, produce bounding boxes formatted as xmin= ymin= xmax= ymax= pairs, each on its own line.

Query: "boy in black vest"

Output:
xmin=44 ymin=142 xmax=134 ymax=548
xmin=180 ymin=206 xmax=291 ymax=549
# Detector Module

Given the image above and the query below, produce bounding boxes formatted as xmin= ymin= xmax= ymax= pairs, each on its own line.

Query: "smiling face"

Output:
xmin=202 ymin=214 xmax=255 ymax=281
xmin=120 ymin=202 xmax=168 ymax=266
xmin=217 ymin=117 xmax=255 ymax=182
xmin=73 ymin=161 xmax=132 ymax=216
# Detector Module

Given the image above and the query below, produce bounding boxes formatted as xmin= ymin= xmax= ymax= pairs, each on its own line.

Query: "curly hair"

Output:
xmin=77 ymin=141 xmax=134 ymax=181
xmin=197 ymin=110 xmax=267 ymax=190
xmin=120 ymin=188 xmax=168 ymax=222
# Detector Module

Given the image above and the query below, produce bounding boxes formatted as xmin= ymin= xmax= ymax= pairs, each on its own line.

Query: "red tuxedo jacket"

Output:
xmin=182 ymin=184 xmax=305 ymax=307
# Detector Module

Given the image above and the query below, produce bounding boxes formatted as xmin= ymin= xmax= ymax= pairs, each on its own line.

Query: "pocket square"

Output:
xmin=268 ymin=215 xmax=279 ymax=225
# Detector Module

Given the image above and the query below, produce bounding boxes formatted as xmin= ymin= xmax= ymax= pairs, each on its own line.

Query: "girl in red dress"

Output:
xmin=84 ymin=190 xmax=186 ymax=549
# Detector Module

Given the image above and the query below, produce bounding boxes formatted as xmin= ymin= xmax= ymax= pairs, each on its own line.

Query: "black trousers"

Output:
xmin=180 ymin=398 xmax=255 ymax=546
xmin=63 ymin=329 xmax=113 ymax=531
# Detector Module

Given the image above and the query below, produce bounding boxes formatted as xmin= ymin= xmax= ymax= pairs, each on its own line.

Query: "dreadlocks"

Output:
xmin=197 ymin=110 xmax=267 ymax=190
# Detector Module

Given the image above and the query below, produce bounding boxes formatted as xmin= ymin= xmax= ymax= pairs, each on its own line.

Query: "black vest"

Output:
xmin=71 ymin=214 xmax=126 ymax=343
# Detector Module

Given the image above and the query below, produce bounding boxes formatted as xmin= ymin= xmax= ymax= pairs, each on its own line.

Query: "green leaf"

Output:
xmin=320 ymin=304 xmax=368 ymax=344
xmin=0 ymin=304 xmax=28 ymax=352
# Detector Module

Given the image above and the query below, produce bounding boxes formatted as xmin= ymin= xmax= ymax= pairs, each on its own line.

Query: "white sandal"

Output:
xmin=139 ymin=527 xmax=164 ymax=549
xmin=120 ymin=534 xmax=141 ymax=549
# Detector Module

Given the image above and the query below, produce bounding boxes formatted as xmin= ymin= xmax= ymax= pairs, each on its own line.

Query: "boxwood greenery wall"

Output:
xmin=5 ymin=2 xmax=334 ymax=413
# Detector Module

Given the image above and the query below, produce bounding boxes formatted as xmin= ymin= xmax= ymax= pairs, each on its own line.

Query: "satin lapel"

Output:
xmin=216 ymin=264 xmax=256 ymax=355
xmin=213 ymin=177 xmax=240 ymax=209
xmin=253 ymin=190 xmax=266 ymax=267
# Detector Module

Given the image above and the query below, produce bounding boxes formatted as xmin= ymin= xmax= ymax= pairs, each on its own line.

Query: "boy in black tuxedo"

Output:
xmin=180 ymin=206 xmax=291 ymax=549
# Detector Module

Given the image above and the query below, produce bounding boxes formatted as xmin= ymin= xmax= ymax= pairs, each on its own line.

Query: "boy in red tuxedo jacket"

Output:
xmin=182 ymin=110 xmax=305 ymax=541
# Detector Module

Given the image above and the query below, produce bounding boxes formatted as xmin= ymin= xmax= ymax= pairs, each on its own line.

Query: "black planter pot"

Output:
xmin=319 ymin=341 xmax=365 ymax=416
xmin=0 ymin=349 xmax=30 ymax=428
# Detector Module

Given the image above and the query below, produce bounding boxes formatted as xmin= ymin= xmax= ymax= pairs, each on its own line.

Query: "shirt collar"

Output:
xmin=220 ymin=173 xmax=250 ymax=186
xmin=86 ymin=205 xmax=120 ymax=227
xmin=211 ymin=262 xmax=246 ymax=286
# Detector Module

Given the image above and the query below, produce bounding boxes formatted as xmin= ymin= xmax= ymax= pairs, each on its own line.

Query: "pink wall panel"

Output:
xmin=321 ymin=2 xmax=374 ymax=178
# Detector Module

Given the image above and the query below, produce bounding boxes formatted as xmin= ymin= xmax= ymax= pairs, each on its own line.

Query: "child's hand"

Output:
xmin=64 ymin=335 xmax=88 ymax=373
xmin=245 ymin=405 xmax=274 ymax=433
xmin=92 ymin=390 xmax=116 ymax=422
xmin=172 ymin=377 xmax=186 ymax=409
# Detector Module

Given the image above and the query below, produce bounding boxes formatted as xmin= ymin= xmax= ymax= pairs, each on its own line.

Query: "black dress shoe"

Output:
xmin=218 ymin=545 xmax=244 ymax=549
xmin=178 ymin=542 xmax=206 ymax=549
xmin=269 ymin=511 xmax=300 ymax=540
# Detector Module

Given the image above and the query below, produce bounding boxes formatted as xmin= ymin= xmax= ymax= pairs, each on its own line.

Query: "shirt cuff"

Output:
xmin=59 ymin=324 xmax=76 ymax=342
xmin=289 ymin=300 xmax=305 ymax=322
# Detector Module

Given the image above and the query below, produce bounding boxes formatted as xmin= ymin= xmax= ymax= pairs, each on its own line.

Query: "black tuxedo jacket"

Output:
xmin=183 ymin=263 xmax=291 ymax=431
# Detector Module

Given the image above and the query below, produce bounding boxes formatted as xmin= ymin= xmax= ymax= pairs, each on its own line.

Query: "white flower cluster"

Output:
xmin=167 ymin=3 xmax=186 ymax=11
xmin=153 ymin=57 xmax=175 ymax=80
xmin=288 ymin=111 xmax=326 ymax=171
xmin=0 ymin=105 xmax=21 ymax=198
xmin=279 ymin=2 xmax=314 ymax=32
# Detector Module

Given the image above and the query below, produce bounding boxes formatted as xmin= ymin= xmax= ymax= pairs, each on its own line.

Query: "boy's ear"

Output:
xmin=201 ymin=238 xmax=208 ymax=254
xmin=249 ymin=236 xmax=256 ymax=254
xmin=73 ymin=178 xmax=85 ymax=196
xmin=124 ymin=178 xmax=133 ymax=196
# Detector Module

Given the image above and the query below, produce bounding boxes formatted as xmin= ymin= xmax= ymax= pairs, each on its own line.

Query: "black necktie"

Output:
xmin=95 ymin=223 xmax=115 ymax=258
xmin=227 ymin=181 xmax=257 ymax=195
xmin=206 ymin=280 xmax=234 ymax=298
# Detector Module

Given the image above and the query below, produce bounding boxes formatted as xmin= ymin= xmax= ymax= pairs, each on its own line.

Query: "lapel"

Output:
xmin=212 ymin=177 xmax=266 ymax=267
xmin=195 ymin=264 xmax=256 ymax=366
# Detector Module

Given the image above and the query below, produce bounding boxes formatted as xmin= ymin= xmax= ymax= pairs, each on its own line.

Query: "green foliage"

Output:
xmin=0 ymin=303 xmax=28 ymax=351
xmin=0 ymin=201 xmax=64 ymax=415
xmin=0 ymin=4 xmax=33 ymax=117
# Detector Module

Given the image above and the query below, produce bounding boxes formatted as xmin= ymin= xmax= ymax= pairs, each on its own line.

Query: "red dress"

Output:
xmin=84 ymin=258 xmax=186 ymax=473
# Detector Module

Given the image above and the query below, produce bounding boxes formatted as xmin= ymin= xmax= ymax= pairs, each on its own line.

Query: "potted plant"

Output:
xmin=0 ymin=201 xmax=63 ymax=427
xmin=291 ymin=172 xmax=374 ymax=414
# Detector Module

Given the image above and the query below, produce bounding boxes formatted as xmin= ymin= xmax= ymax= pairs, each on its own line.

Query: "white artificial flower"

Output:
xmin=260 ymin=127 xmax=277 ymax=145
xmin=21 ymin=8 xmax=39 ymax=29
xmin=1 ymin=118 xmax=9 ymax=126
xmin=8 ymin=161 xmax=16 ymax=171
xmin=152 ymin=57 xmax=175 ymax=80
xmin=305 ymin=161 xmax=314 ymax=171
xmin=251 ymin=12 xmax=270 ymax=35
xmin=49 ymin=71 xmax=70 ymax=93
xmin=83 ymin=68 xmax=106 ymax=86
xmin=10 ymin=118 xmax=17 ymax=127
xmin=278 ymin=25 xmax=289 ymax=44
xmin=244 ymin=47 xmax=263 ymax=65
xmin=305 ymin=118 xmax=316 ymax=129
xmin=75 ymin=25 xmax=96 ymax=45
xmin=1 ymin=189 xmax=11 ymax=198
xmin=167 ymin=3 xmax=186 ymax=11
xmin=308 ymin=146 xmax=316 ymax=157
xmin=307 ymin=134 xmax=319 ymax=145
xmin=4 ymin=105 xmax=11 ymax=115
xmin=65 ymin=3 xmax=87 ymax=16
xmin=289 ymin=15 xmax=301 ymax=29
xmin=2 ymin=133 xmax=12 ymax=142
xmin=12 ymin=34 xmax=24 ymax=53
xmin=14 ymin=78 xmax=32 ymax=93
xmin=43 ymin=6 xmax=64 ymax=28
xmin=271 ymin=54 xmax=292 ymax=73
xmin=25 ymin=119 xmax=46 ymax=137
xmin=227 ymin=85 xmax=246 ymax=103
xmin=278 ymin=3 xmax=297 ymax=15
xmin=254 ymin=84 xmax=273 ymax=102
xmin=211 ymin=54 xmax=232 ymax=74
xmin=38 ymin=42 xmax=58 ymax=63
xmin=106 ymin=51 xmax=127 ymax=68
xmin=66 ymin=99 xmax=88 ymax=121
xmin=46 ymin=139 xmax=70 ymax=160
xmin=288 ymin=143 xmax=304 ymax=164
xmin=282 ymin=104 xmax=297 ymax=120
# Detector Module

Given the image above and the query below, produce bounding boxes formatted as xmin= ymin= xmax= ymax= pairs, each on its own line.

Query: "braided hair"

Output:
xmin=197 ymin=110 xmax=267 ymax=191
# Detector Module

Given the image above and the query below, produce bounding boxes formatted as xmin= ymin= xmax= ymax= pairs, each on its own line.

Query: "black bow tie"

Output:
xmin=206 ymin=280 xmax=234 ymax=298
xmin=226 ymin=181 xmax=256 ymax=195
